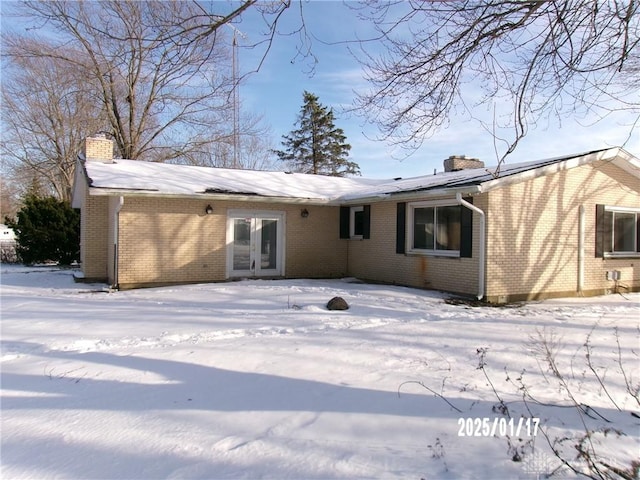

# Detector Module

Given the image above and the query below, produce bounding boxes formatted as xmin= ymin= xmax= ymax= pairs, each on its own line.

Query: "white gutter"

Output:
xmin=339 ymin=185 xmax=483 ymax=206
xmin=89 ymin=188 xmax=339 ymax=206
xmin=112 ymin=196 xmax=124 ymax=289
xmin=456 ymin=193 xmax=485 ymax=300
xmin=88 ymin=185 xmax=485 ymax=206
xmin=578 ymin=205 xmax=585 ymax=295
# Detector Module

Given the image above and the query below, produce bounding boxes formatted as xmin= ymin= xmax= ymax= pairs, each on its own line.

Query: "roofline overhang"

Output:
xmin=87 ymin=187 xmax=340 ymax=206
xmin=71 ymin=157 xmax=88 ymax=209
xmin=340 ymin=148 xmax=636 ymax=204
xmin=89 ymin=184 xmax=488 ymax=206
xmin=338 ymin=185 xmax=484 ymax=205
xmin=478 ymin=147 xmax=634 ymax=193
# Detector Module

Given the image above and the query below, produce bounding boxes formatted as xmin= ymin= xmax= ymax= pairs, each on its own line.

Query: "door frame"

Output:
xmin=226 ymin=209 xmax=286 ymax=278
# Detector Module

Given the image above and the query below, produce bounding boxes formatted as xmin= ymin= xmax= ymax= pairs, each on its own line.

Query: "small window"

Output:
xmin=408 ymin=202 xmax=461 ymax=256
xmin=340 ymin=205 xmax=370 ymax=240
xmin=351 ymin=206 xmax=364 ymax=238
xmin=596 ymin=205 xmax=640 ymax=258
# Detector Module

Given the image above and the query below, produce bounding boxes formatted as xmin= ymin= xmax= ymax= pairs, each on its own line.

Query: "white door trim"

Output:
xmin=226 ymin=209 xmax=286 ymax=278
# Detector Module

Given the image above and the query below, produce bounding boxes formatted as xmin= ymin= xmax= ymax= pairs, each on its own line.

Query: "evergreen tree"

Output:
xmin=275 ymin=91 xmax=359 ymax=177
xmin=4 ymin=194 xmax=80 ymax=265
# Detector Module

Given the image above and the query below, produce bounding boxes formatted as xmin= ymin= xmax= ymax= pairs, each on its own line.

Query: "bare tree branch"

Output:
xmin=352 ymin=0 xmax=640 ymax=164
xmin=1 ymin=1 xmax=295 ymax=200
xmin=1 ymin=41 xmax=107 ymax=201
xmin=7 ymin=1 xmax=241 ymax=162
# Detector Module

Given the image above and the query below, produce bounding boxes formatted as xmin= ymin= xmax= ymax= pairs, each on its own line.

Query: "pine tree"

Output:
xmin=275 ymin=91 xmax=359 ymax=177
xmin=4 ymin=193 xmax=80 ymax=265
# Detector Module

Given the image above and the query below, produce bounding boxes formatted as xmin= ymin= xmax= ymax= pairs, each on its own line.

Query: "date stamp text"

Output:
xmin=457 ymin=417 xmax=540 ymax=437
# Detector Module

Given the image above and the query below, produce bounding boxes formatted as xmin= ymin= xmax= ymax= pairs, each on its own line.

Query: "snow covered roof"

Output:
xmin=79 ymin=159 xmax=386 ymax=203
xmin=341 ymin=147 xmax=639 ymax=201
xmin=76 ymin=147 xmax=638 ymax=206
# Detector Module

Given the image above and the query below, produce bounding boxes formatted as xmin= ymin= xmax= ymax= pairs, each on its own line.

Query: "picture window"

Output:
xmin=408 ymin=202 xmax=461 ymax=256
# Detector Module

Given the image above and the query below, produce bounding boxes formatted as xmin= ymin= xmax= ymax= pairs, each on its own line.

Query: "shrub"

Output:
xmin=4 ymin=194 xmax=80 ymax=265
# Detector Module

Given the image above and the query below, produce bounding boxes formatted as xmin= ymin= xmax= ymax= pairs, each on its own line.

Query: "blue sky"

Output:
xmin=2 ymin=1 xmax=636 ymax=178
xmin=233 ymin=1 xmax=639 ymax=178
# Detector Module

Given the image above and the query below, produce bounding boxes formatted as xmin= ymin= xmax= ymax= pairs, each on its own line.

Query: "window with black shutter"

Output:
xmin=340 ymin=205 xmax=371 ymax=240
xmin=596 ymin=204 xmax=639 ymax=257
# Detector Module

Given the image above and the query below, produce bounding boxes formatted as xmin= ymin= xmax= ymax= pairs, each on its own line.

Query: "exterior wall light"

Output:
xmin=205 ymin=205 xmax=213 ymax=215
xmin=300 ymin=208 xmax=309 ymax=218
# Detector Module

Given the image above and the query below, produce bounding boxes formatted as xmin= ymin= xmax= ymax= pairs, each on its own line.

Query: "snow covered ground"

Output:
xmin=1 ymin=265 xmax=639 ymax=479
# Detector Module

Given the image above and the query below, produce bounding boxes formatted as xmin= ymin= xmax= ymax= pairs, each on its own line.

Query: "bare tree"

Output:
xmin=351 ymin=0 xmax=640 ymax=162
xmin=0 ymin=176 xmax=21 ymax=221
xmin=1 ymin=41 xmax=107 ymax=202
xmin=1 ymin=1 xmax=294 ymax=201
xmin=5 ymin=1 xmax=245 ymax=162
xmin=179 ymin=111 xmax=278 ymax=171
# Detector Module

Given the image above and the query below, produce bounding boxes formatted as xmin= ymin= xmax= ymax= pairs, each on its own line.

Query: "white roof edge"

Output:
xmin=478 ymin=147 xmax=634 ymax=193
xmin=87 ymin=187 xmax=339 ymax=206
xmin=339 ymin=185 xmax=483 ymax=204
xmin=71 ymin=158 xmax=87 ymax=209
xmin=612 ymin=147 xmax=640 ymax=177
xmin=90 ymin=184 xmax=485 ymax=205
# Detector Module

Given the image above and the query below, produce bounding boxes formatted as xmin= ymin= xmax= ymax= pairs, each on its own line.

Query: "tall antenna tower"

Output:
xmin=232 ymin=31 xmax=239 ymax=168
xmin=228 ymin=25 xmax=245 ymax=169
xmin=196 ymin=7 xmax=245 ymax=168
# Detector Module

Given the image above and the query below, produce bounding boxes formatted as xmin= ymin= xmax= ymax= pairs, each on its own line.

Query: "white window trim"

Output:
xmin=604 ymin=206 xmax=640 ymax=214
xmin=350 ymin=206 xmax=364 ymax=239
xmin=407 ymin=200 xmax=460 ymax=257
xmin=604 ymin=205 xmax=640 ymax=258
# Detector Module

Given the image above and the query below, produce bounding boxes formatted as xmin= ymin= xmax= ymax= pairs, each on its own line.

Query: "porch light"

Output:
xmin=205 ymin=204 xmax=213 ymax=215
xmin=300 ymin=208 xmax=309 ymax=218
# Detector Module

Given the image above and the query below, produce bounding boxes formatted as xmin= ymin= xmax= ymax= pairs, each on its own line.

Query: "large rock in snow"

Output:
xmin=327 ymin=296 xmax=349 ymax=311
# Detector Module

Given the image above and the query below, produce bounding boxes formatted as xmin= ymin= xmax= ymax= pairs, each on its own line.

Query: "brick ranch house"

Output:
xmin=72 ymin=135 xmax=640 ymax=303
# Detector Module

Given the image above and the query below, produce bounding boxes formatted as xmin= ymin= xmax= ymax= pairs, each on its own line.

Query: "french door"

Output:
xmin=227 ymin=211 xmax=285 ymax=277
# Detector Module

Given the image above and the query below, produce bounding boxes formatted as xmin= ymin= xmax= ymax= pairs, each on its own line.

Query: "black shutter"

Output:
xmin=595 ymin=204 xmax=604 ymax=257
xmin=636 ymin=213 xmax=640 ymax=253
xmin=363 ymin=205 xmax=371 ymax=239
xmin=339 ymin=206 xmax=350 ymax=239
xmin=595 ymin=204 xmax=613 ymax=257
xmin=396 ymin=202 xmax=406 ymax=254
xmin=460 ymin=197 xmax=473 ymax=258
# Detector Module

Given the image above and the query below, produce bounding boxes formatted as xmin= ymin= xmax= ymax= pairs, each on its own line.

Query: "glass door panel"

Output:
xmin=260 ymin=219 xmax=278 ymax=270
xmin=232 ymin=218 xmax=252 ymax=271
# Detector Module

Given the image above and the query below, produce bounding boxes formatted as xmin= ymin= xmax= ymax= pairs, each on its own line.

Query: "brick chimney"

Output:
xmin=84 ymin=134 xmax=114 ymax=163
xmin=443 ymin=155 xmax=484 ymax=172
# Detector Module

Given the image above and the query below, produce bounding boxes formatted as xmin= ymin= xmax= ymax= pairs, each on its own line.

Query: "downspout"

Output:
xmin=578 ymin=205 xmax=585 ymax=295
xmin=456 ymin=193 xmax=486 ymax=300
xmin=112 ymin=196 xmax=124 ymax=289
